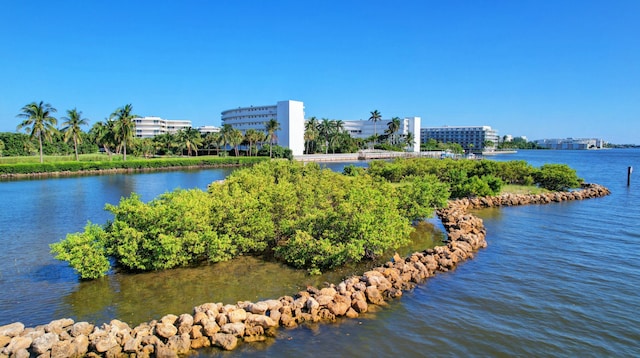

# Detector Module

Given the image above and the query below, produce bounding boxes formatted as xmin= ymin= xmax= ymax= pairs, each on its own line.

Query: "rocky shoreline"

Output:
xmin=0 ymin=184 xmax=610 ymax=357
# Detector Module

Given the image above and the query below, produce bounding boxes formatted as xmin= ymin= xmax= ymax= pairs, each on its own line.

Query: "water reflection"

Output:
xmin=58 ymin=220 xmax=444 ymax=326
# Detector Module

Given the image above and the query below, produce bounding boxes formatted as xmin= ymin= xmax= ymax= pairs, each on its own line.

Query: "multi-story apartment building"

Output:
xmin=420 ymin=125 xmax=499 ymax=152
xmin=342 ymin=117 xmax=421 ymax=152
xmin=221 ymin=100 xmax=305 ymax=156
xmin=534 ymin=138 xmax=605 ymax=150
xmin=221 ymin=100 xmax=421 ymax=155
xmin=133 ymin=116 xmax=192 ymax=138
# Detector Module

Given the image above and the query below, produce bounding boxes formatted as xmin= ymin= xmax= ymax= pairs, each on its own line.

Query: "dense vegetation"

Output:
xmin=0 ymin=156 xmax=267 ymax=175
xmin=51 ymin=158 xmax=583 ymax=279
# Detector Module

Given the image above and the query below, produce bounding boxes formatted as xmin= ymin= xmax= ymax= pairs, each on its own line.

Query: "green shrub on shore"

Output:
xmin=51 ymin=160 xmax=450 ymax=279
xmin=0 ymin=156 xmax=267 ymax=175
xmin=366 ymin=158 xmax=581 ymax=197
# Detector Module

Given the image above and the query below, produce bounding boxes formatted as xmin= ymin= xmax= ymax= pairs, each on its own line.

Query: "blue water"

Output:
xmin=1 ymin=150 xmax=639 ymax=357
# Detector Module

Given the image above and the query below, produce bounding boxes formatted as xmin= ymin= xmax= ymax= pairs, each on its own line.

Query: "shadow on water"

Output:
xmin=57 ymin=218 xmax=444 ymax=326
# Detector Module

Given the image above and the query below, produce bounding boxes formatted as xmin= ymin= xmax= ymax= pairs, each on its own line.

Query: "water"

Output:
xmin=2 ymin=150 xmax=640 ymax=357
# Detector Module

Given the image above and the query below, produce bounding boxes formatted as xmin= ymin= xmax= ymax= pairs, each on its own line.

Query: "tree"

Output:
xmin=153 ymin=133 xmax=177 ymax=155
xmin=318 ymin=118 xmax=332 ymax=154
xmin=90 ymin=119 xmax=117 ymax=159
xmin=110 ymin=104 xmax=137 ymax=161
xmin=404 ymin=131 xmax=415 ymax=151
xmin=228 ymin=128 xmax=244 ymax=156
xmin=244 ymin=129 xmax=263 ymax=156
xmin=202 ymin=132 xmax=220 ymax=156
xmin=0 ymin=139 xmax=4 ymax=157
xmin=369 ymin=110 xmax=382 ymax=143
xmin=176 ymin=127 xmax=203 ymax=156
xmin=265 ymin=118 xmax=281 ymax=158
xmin=304 ymin=116 xmax=320 ymax=154
xmin=16 ymin=101 xmax=58 ymax=163
xmin=386 ymin=117 xmax=401 ymax=145
xmin=61 ymin=108 xmax=89 ymax=160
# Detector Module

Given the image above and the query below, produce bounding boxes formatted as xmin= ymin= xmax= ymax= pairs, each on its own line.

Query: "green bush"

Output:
xmin=53 ymin=160 xmax=450 ymax=278
xmin=533 ymin=164 xmax=582 ymax=191
xmin=50 ymin=222 xmax=111 ymax=280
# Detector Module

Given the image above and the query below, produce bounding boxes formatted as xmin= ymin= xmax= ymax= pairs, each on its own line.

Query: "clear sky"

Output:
xmin=1 ymin=1 xmax=638 ymax=144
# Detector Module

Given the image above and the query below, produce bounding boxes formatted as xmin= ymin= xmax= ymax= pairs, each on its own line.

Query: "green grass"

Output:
xmin=500 ymin=184 xmax=549 ymax=195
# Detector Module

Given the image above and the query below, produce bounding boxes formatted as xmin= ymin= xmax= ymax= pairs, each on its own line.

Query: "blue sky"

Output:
xmin=1 ymin=1 xmax=638 ymax=144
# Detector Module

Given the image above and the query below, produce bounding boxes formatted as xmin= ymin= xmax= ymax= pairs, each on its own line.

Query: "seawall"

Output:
xmin=0 ymin=184 xmax=611 ymax=357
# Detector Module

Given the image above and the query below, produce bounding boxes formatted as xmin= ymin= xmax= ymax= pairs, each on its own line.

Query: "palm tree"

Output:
xmin=318 ymin=118 xmax=332 ymax=154
xmin=203 ymin=132 xmax=220 ymax=156
xmin=304 ymin=116 xmax=320 ymax=154
xmin=177 ymin=127 xmax=203 ymax=156
xmin=110 ymin=104 xmax=137 ymax=161
xmin=61 ymin=108 xmax=89 ymax=161
xmin=153 ymin=133 xmax=177 ymax=155
xmin=265 ymin=118 xmax=281 ymax=158
xmin=329 ymin=120 xmax=345 ymax=153
xmin=16 ymin=101 xmax=58 ymax=163
xmin=219 ymin=124 xmax=234 ymax=155
xmin=386 ymin=117 xmax=401 ymax=145
xmin=228 ymin=128 xmax=244 ymax=157
xmin=368 ymin=110 xmax=382 ymax=143
xmin=404 ymin=131 xmax=415 ymax=151
xmin=244 ymin=129 xmax=263 ymax=156
xmin=90 ymin=119 xmax=116 ymax=158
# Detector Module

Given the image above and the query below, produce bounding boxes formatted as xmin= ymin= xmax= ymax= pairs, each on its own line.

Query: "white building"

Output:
xmin=421 ymin=125 xmax=499 ymax=152
xmin=133 ymin=116 xmax=192 ymax=138
xmin=197 ymin=125 xmax=220 ymax=135
xmin=534 ymin=138 xmax=606 ymax=150
xmin=342 ymin=117 xmax=421 ymax=152
xmin=221 ymin=100 xmax=306 ymax=156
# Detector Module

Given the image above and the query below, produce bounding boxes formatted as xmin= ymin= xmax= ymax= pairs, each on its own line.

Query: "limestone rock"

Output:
xmin=70 ymin=322 xmax=94 ymax=338
xmin=221 ymin=323 xmax=245 ymax=337
xmin=0 ymin=323 xmax=24 ymax=337
xmin=4 ymin=336 xmax=32 ymax=355
xmin=211 ymin=333 xmax=238 ymax=351
xmin=31 ymin=332 xmax=59 ymax=355
xmin=155 ymin=322 xmax=178 ymax=339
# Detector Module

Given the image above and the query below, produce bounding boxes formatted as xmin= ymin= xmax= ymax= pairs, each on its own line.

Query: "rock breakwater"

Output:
xmin=0 ymin=184 xmax=610 ymax=357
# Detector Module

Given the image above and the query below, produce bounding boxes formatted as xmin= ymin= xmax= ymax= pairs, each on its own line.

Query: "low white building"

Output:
xmin=133 ymin=116 xmax=192 ymax=138
xmin=197 ymin=125 xmax=220 ymax=135
xmin=342 ymin=117 xmax=421 ymax=152
xmin=420 ymin=125 xmax=499 ymax=152
xmin=534 ymin=138 xmax=606 ymax=150
xmin=221 ymin=100 xmax=305 ymax=155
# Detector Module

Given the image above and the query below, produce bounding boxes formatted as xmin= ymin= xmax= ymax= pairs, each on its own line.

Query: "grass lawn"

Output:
xmin=500 ymin=184 xmax=549 ymax=195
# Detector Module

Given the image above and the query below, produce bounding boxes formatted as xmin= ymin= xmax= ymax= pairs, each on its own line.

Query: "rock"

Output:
xmin=50 ymin=339 xmax=74 ymax=358
xmin=227 ymin=308 xmax=247 ymax=323
xmin=202 ymin=321 xmax=220 ymax=337
xmin=327 ymin=294 xmax=351 ymax=316
xmin=0 ymin=323 xmax=24 ymax=337
xmin=221 ymin=323 xmax=245 ymax=337
xmin=306 ymin=297 xmax=320 ymax=311
xmin=246 ymin=315 xmax=277 ymax=329
xmin=4 ymin=336 xmax=32 ymax=355
xmin=0 ymin=335 xmax=10 ymax=349
xmin=315 ymin=295 xmax=333 ymax=306
xmin=155 ymin=322 xmax=178 ymax=339
xmin=160 ymin=314 xmax=178 ymax=325
xmin=190 ymin=336 xmax=210 ymax=349
xmin=155 ymin=345 xmax=179 ymax=358
xmin=72 ymin=334 xmax=89 ymax=357
xmin=123 ymin=335 xmax=142 ymax=353
xmin=345 ymin=307 xmax=359 ymax=319
xmin=166 ymin=333 xmax=191 ymax=355
xmin=94 ymin=334 xmax=118 ymax=353
xmin=70 ymin=322 xmax=94 ymax=337
xmin=365 ymin=285 xmax=385 ymax=305
xmin=248 ymin=301 xmax=269 ymax=315
xmin=192 ymin=311 xmax=209 ymax=326
xmin=31 ymin=332 xmax=59 ymax=355
xmin=189 ymin=325 xmax=203 ymax=340
xmin=12 ymin=348 xmax=30 ymax=358
xmin=45 ymin=318 xmax=74 ymax=335
xmin=176 ymin=314 xmax=193 ymax=335
xmin=211 ymin=333 xmax=238 ymax=351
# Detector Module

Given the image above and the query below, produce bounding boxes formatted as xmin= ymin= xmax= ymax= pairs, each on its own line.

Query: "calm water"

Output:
xmin=2 ymin=150 xmax=640 ymax=357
